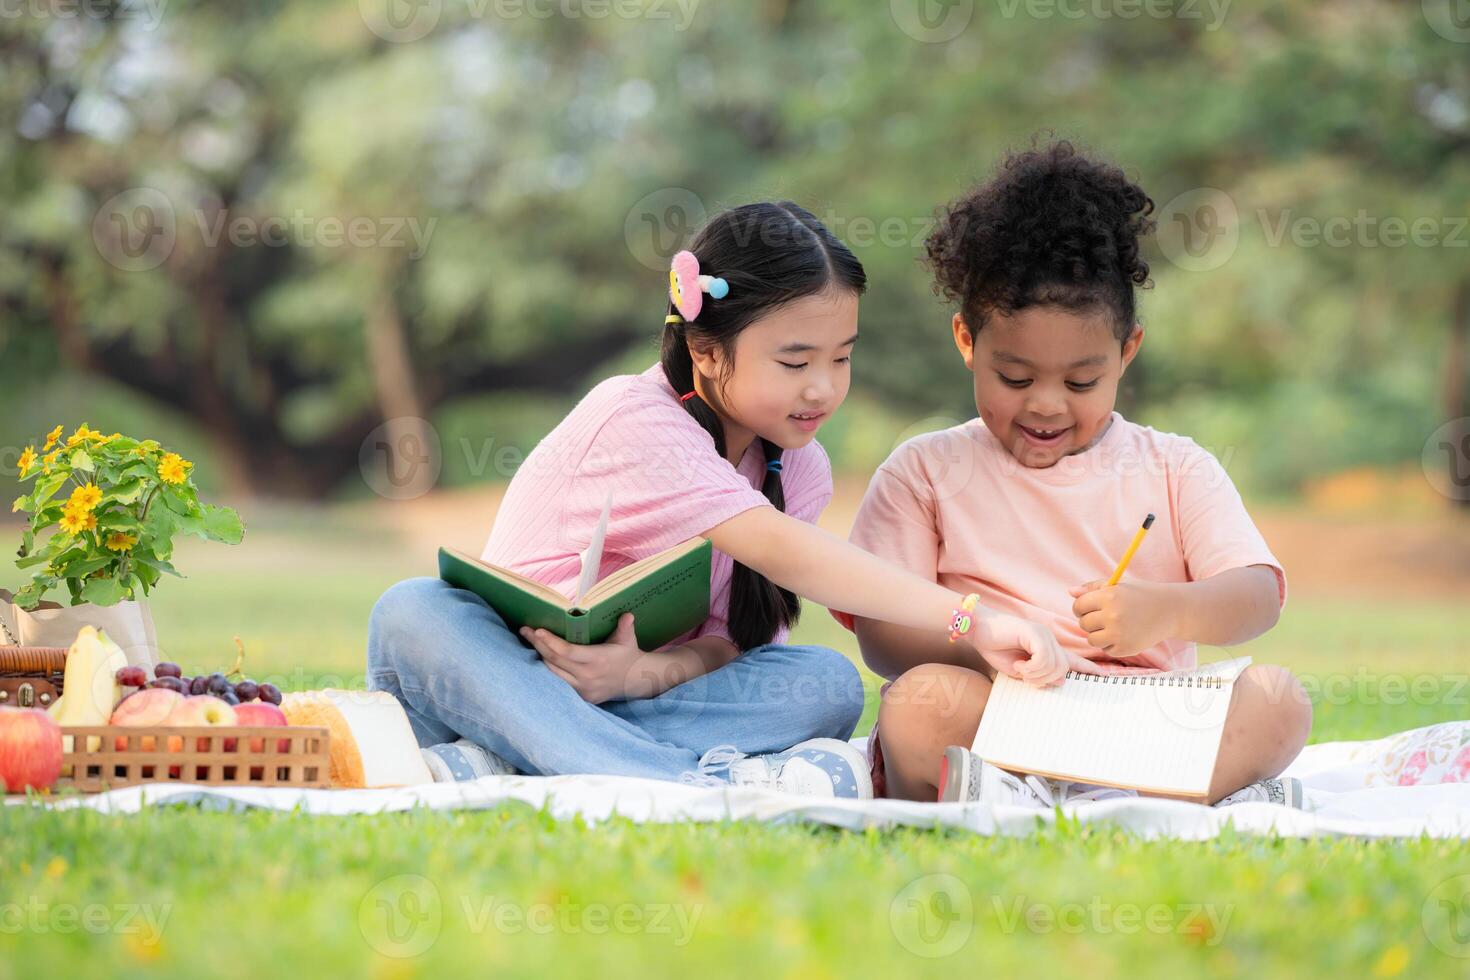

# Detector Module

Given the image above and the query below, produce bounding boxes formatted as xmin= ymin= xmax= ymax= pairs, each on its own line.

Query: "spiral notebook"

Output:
xmin=970 ymin=657 xmax=1251 ymax=799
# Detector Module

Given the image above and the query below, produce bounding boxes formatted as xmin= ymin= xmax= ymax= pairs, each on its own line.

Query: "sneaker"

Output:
xmin=1213 ymin=777 xmax=1305 ymax=809
xmin=937 ymin=746 xmax=1135 ymax=807
xmin=421 ymin=738 xmax=518 ymax=782
xmin=684 ymin=738 xmax=874 ymax=799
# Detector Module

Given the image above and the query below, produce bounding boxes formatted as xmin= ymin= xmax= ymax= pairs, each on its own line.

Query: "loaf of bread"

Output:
xmin=281 ymin=689 xmax=433 ymax=788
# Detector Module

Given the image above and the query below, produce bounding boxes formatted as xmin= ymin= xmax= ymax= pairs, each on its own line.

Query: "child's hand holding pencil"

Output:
xmin=1069 ymin=514 xmax=1179 ymax=666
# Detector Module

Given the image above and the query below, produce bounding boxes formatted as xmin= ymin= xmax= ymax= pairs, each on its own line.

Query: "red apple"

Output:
xmin=163 ymin=695 xmax=237 ymax=754
xmin=232 ymin=702 xmax=290 ymax=778
xmin=108 ymin=688 xmax=184 ymax=751
xmin=0 ymin=706 xmax=63 ymax=793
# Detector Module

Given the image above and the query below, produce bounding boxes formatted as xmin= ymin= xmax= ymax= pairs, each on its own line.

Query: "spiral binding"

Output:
xmin=1062 ymin=670 xmax=1225 ymax=689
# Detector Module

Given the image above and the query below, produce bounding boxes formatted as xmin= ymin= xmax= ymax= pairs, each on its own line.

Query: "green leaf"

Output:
xmin=31 ymin=470 xmax=69 ymax=507
xmin=163 ymin=489 xmax=197 ymax=517
xmin=14 ymin=551 xmax=52 ymax=569
xmin=106 ymin=479 xmax=145 ymax=505
xmin=133 ymin=561 xmax=162 ymax=590
xmin=61 ymin=556 xmax=115 ymax=579
xmin=99 ymin=512 xmax=142 ymax=531
xmin=70 ymin=449 xmax=94 ymax=471
xmin=198 ymin=504 xmax=244 ymax=544
xmin=80 ymin=575 xmax=126 ymax=607
xmin=132 ymin=553 xmax=180 ymax=578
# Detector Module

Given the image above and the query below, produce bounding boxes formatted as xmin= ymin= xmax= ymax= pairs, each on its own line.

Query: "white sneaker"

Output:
xmin=938 ymin=746 xmax=1135 ymax=807
xmin=421 ymin=738 xmax=517 ymax=782
xmin=1213 ymin=777 xmax=1305 ymax=809
xmin=683 ymin=738 xmax=873 ymax=799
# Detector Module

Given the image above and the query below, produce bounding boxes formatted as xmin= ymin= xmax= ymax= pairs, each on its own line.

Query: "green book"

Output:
xmin=436 ymin=538 xmax=712 ymax=649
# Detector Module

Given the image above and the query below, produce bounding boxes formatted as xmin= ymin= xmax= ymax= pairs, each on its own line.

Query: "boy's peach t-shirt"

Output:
xmin=830 ymin=413 xmax=1286 ymax=671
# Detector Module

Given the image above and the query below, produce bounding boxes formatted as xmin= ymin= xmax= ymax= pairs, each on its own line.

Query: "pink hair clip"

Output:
xmin=668 ymin=250 xmax=729 ymax=322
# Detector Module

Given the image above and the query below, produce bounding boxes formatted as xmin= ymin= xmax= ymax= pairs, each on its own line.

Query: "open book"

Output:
xmin=970 ymin=656 xmax=1251 ymax=799
xmin=437 ymin=493 xmax=712 ymax=650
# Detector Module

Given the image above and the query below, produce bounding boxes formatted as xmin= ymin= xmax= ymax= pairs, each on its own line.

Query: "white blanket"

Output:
xmin=11 ymin=722 xmax=1470 ymax=840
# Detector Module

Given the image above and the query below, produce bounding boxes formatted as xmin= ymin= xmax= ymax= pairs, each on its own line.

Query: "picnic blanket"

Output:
xmin=9 ymin=721 xmax=1470 ymax=840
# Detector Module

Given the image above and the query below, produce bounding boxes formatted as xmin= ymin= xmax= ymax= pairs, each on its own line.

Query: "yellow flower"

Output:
xmin=17 ymin=446 xmax=36 ymax=476
xmin=88 ymin=429 xmax=108 ymax=444
xmin=104 ymin=531 xmax=138 ymax=552
xmin=41 ymin=449 xmax=59 ymax=473
xmin=43 ymin=425 xmax=63 ymax=451
xmin=67 ymin=483 xmax=103 ymax=512
xmin=66 ymin=423 xmax=94 ymax=448
xmin=158 ymin=453 xmax=191 ymax=485
xmin=58 ymin=509 xmax=88 ymax=535
xmin=108 ymin=432 xmax=122 ymax=440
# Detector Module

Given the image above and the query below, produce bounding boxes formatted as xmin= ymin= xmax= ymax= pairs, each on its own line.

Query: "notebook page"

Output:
xmin=971 ymin=657 xmax=1251 ymax=797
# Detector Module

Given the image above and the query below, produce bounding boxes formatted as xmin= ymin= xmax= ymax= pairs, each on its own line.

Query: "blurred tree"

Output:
xmin=0 ymin=1 xmax=1465 ymax=501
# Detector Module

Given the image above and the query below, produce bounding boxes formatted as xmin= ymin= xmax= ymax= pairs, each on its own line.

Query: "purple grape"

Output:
xmin=190 ymin=675 xmax=209 ymax=695
xmin=115 ymin=666 xmax=147 ymax=688
xmin=154 ymin=662 xmax=182 ymax=679
xmin=257 ymin=683 xmax=282 ymax=706
xmin=206 ymin=673 xmax=229 ymax=696
xmin=235 ymin=680 xmax=259 ymax=702
xmin=220 ymin=690 xmax=240 ymax=706
xmin=152 ymin=676 xmax=186 ymax=694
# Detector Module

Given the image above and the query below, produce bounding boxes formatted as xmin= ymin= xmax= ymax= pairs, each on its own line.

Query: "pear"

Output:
xmin=52 ymin=626 xmax=128 ymax=756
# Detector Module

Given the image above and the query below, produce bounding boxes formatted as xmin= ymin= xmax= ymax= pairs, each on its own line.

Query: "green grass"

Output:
xmin=2 ymin=505 xmax=1468 ymax=978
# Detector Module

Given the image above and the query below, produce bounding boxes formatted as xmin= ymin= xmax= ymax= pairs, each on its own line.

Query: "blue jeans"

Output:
xmin=365 ymin=577 xmax=866 ymax=781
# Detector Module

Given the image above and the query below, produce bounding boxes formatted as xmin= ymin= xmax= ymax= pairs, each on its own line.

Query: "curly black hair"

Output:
xmin=923 ymin=140 xmax=1155 ymax=341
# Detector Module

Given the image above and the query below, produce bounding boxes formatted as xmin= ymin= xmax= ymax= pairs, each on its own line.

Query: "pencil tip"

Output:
xmin=1142 ymin=513 xmax=1155 ymax=528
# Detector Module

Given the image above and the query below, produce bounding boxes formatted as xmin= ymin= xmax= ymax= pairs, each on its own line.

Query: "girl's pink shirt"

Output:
xmin=482 ymin=362 xmax=833 ymax=649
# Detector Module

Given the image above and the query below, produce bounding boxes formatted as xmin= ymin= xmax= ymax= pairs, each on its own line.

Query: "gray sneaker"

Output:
xmin=1213 ymin=777 xmax=1305 ymax=809
xmin=684 ymin=738 xmax=874 ymax=799
xmin=938 ymin=746 xmax=1136 ymax=807
xmin=421 ymin=738 xmax=517 ymax=782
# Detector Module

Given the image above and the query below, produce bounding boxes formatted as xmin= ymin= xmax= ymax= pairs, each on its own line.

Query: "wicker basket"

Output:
xmin=0 ymin=645 xmax=69 ymax=709
xmin=53 ymin=725 xmax=332 ymax=791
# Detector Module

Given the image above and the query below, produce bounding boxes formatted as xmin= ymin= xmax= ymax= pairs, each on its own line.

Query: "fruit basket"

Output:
xmin=55 ymin=724 xmax=332 ymax=791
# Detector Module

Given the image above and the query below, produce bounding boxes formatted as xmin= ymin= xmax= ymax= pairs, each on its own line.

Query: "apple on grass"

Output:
xmin=231 ymin=702 xmax=290 ymax=779
xmin=0 ymin=706 xmax=63 ymax=793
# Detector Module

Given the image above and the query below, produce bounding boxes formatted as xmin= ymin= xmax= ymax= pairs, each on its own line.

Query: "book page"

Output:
xmin=574 ymin=491 xmax=612 ymax=607
xmin=970 ymin=657 xmax=1251 ymax=797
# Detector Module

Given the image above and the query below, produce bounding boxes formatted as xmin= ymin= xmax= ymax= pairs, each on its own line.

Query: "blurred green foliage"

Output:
xmin=0 ymin=1 xmax=1466 ymax=503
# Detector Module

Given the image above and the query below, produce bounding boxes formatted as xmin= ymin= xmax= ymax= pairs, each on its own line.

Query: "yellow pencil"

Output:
xmin=1105 ymin=513 xmax=1155 ymax=586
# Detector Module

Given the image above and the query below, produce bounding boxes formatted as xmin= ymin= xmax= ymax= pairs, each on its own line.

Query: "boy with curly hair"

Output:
xmin=829 ymin=140 xmax=1313 ymax=806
